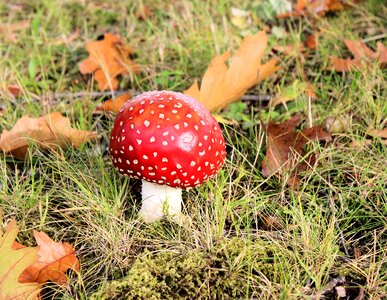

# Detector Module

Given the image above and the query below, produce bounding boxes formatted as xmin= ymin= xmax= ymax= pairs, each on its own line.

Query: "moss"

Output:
xmin=91 ymin=237 xmax=276 ymax=299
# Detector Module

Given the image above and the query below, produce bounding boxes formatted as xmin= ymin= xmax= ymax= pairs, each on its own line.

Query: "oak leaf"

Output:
xmin=329 ymin=40 xmax=387 ymax=71
xmin=94 ymin=93 xmax=131 ymax=113
xmin=0 ymin=112 xmax=97 ymax=159
xmin=19 ymin=231 xmax=80 ymax=285
xmin=184 ymin=31 xmax=279 ymax=111
xmin=0 ymin=220 xmax=41 ymax=300
xmin=79 ymin=33 xmax=140 ymax=91
xmin=262 ymin=115 xmax=331 ymax=187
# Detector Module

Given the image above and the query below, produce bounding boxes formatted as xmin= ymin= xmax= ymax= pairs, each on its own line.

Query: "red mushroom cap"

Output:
xmin=110 ymin=91 xmax=226 ymax=188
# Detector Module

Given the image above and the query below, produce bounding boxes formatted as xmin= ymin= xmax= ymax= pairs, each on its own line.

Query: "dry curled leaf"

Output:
xmin=184 ymin=31 xmax=279 ymax=111
xmin=262 ymin=115 xmax=331 ymax=187
xmin=329 ymin=40 xmax=387 ymax=71
xmin=79 ymin=33 xmax=140 ymax=91
xmin=19 ymin=231 xmax=80 ymax=285
xmin=366 ymin=128 xmax=387 ymax=139
xmin=0 ymin=220 xmax=41 ymax=300
xmin=94 ymin=92 xmax=131 ymax=113
xmin=277 ymin=0 xmax=361 ymax=18
xmin=0 ymin=112 xmax=97 ymax=159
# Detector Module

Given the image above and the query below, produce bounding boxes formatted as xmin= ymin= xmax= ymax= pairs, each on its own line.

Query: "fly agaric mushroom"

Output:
xmin=110 ymin=91 xmax=226 ymax=223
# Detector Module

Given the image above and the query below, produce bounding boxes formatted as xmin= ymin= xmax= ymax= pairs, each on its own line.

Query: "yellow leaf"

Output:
xmin=184 ymin=31 xmax=279 ymax=111
xmin=0 ymin=220 xmax=41 ymax=300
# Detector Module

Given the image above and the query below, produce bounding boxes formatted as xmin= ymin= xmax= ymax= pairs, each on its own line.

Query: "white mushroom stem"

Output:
xmin=139 ymin=180 xmax=182 ymax=223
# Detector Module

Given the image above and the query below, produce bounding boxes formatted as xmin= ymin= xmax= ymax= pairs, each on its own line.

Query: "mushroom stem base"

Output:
xmin=139 ymin=180 xmax=182 ymax=223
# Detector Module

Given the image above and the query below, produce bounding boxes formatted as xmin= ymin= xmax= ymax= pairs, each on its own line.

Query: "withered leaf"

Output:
xmin=0 ymin=220 xmax=41 ymax=300
xmin=19 ymin=231 xmax=80 ymax=285
xmin=184 ymin=31 xmax=279 ymax=111
xmin=0 ymin=20 xmax=30 ymax=42
xmin=329 ymin=40 xmax=387 ymax=71
xmin=79 ymin=33 xmax=140 ymax=91
xmin=94 ymin=92 xmax=131 ymax=113
xmin=262 ymin=115 xmax=331 ymax=187
xmin=277 ymin=0 xmax=361 ymax=18
xmin=0 ymin=112 xmax=97 ymax=159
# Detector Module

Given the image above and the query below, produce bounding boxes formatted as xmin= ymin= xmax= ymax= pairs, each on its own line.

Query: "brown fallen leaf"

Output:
xmin=79 ymin=33 xmax=140 ymax=91
xmin=366 ymin=128 xmax=387 ymax=139
xmin=0 ymin=220 xmax=42 ymax=300
xmin=305 ymin=34 xmax=318 ymax=50
xmin=277 ymin=0 xmax=361 ymax=18
xmin=0 ymin=112 xmax=97 ymax=159
xmin=19 ymin=231 xmax=80 ymax=285
xmin=135 ymin=5 xmax=152 ymax=20
xmin=262 ymin=115 xmax=331 ymax=187
xmin=184 ymin=31 xmax=279 ymax=111
xmin=329 ymin=40 xmax=387 ymax=71
xmin=0 ymin=20 xmax=30 ymax=42
xmin=94 ymin=92 xmax=131 ymax=113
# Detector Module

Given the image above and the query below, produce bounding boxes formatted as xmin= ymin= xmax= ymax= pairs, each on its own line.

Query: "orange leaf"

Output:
xmin=79 ymin=33 xmax=140 ymax=91
xmin=305 ymin=34 xmax=318 ymax=50
xmin=0 ymin=20 xmax=30 ymax=42
xmin=262 ymin=115 xmax=331 ymax=188
xmin=184 ymin=31 xmax=279 ymax=111
xmin=329 ymin=40 xmax=387 ymax=72
xmin=0 ymin=220 xmax=41 ymax=299
xmin=0 ymin=112 xmax=97 ymax=159
xmin=19 ymin=231 xmax=80 ymax=285
xmin=95 ymin=92 xmax=132 ymax=113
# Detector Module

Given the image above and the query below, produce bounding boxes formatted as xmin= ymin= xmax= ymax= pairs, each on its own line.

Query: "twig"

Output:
xmin=38 ymin=90 xmax=272 ymax=102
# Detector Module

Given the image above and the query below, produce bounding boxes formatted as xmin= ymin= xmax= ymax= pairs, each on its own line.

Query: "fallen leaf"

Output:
xmin=329 ymin=40 xmax=387 ymax=71
xmin=262 ymin=115 xmax=331 ymax=187
xmin=305 ymin=34 xmax=318 ymax=50
xmin=366 ymin=128 xmax=387 ymax=139
xmin=19 ymin=231 xmax=80 ymax=285
xmin=0 ymin=20 xmax=30 ymax=42
xmin=79 ymin=33 xmax=140 ymax=91
xmin=135 ymin=5 xmax=152 ymax=20
xmin=0 ymin=220 xmax=41 ymax=300
xmin=94 ymin=92 xmax=131 ymax=113
xmin=0 ymin=112 xmax=97 ymax=159
xmin=277 ymin=0 xmax=361 ymax=18
xmin=184 ymin=31 xmax=279 ymax=111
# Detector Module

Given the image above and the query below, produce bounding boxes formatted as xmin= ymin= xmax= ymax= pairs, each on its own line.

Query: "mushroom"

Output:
xmin=110 ymin=91 xmax=226 ymax=223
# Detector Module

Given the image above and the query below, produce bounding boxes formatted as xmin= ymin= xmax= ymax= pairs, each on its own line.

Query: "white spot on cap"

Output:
xmin=205 ymin=161 xmax=209 ymax=166
xmin=150 ymin=110 xmax=155 ymax=114
xmin=190 ymin=161 xmax=196 ymax=166
xmin=162 ymin=157 xmax=168 ymax=162
xmin=143 ymin=155 xmax=148 ymax=160
xmin=153 ymin=152 xmax=158 ymax=157
xmin=133 ymin=160 xmax=138 ymax=164
xmin=191 ymin=175 xmax=195 ymax=179
xmin=149 ymin=172 xmax=155 ymax=176
xmin=204 ymin=135 xmax=208 ymax=140
xmin=172 ymin=110 xmax=178 ymax=114
xmin=150 ymin=136 xmax=155 ymax=143
xmin=118 ymin=158 xmax=122 ymax=163
xmin=171 ymin=171 xmax=177 ymax=175
xmin=130 ymin=124 xmax=135 ymax=129
xmin=159 ymin=113 xmax=165 ymax=119
xmin=176 ymin=164 xmax=182 ymax=169
xmin=161 ymin=167 xmax=167 ymax=171
xmin=144 ymin=120 xmax=150 ymax=127
xmin=158 ymin=104 xmax=165 ymax=108
xmin=121 ymin=136 xmax=125 ymax=141
xmin=173 ymin=179 xmax=180 ymax=184
xmin=194 ymin=125 xmax=199 ymax=131
xmin=182 ymin=172 xmax=187 ymax=176
xmin=126 ymin=160 xmax=130 ymax=164
xmin=128 ymin=145 xmax=133 ymax=151
xmin=139 ymin=109 xmax=144 ymax=114
xmin=186 ymin=113 xmax=192 ymax=118
xmin=120 ymin=121 xmax=123 ymax=126
xmin=200 ymin=120 xmax=206 ymax=126
xmin=162 ymin=141 xmax=168 ymax=146
xmin=174 ymin=124 xmax=180 ymax=130
xmin=129 ymin=107 xmax=133 ymax=111
xmin=140 ymin=100 xmax=145 ymax=105
xmin=136 ymin=139 xmax=142 ymax=145
xmin=183 ymin=122 xmax=188 ymax=128
xmin=163 ymin=131 xmax=169 ymax=136
xmin=174 ymin=103 xmax=182 ymax=108
xmin=199 ymin=150 xmax=205 ymax=156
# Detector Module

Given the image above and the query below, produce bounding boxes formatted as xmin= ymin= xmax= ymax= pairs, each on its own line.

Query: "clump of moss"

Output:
xmin=91 ymin=237 xmax=276 ymax=299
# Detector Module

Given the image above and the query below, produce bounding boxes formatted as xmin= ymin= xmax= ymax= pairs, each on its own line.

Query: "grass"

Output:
xmin=1 ymin=0 xmax=386 ymax=299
